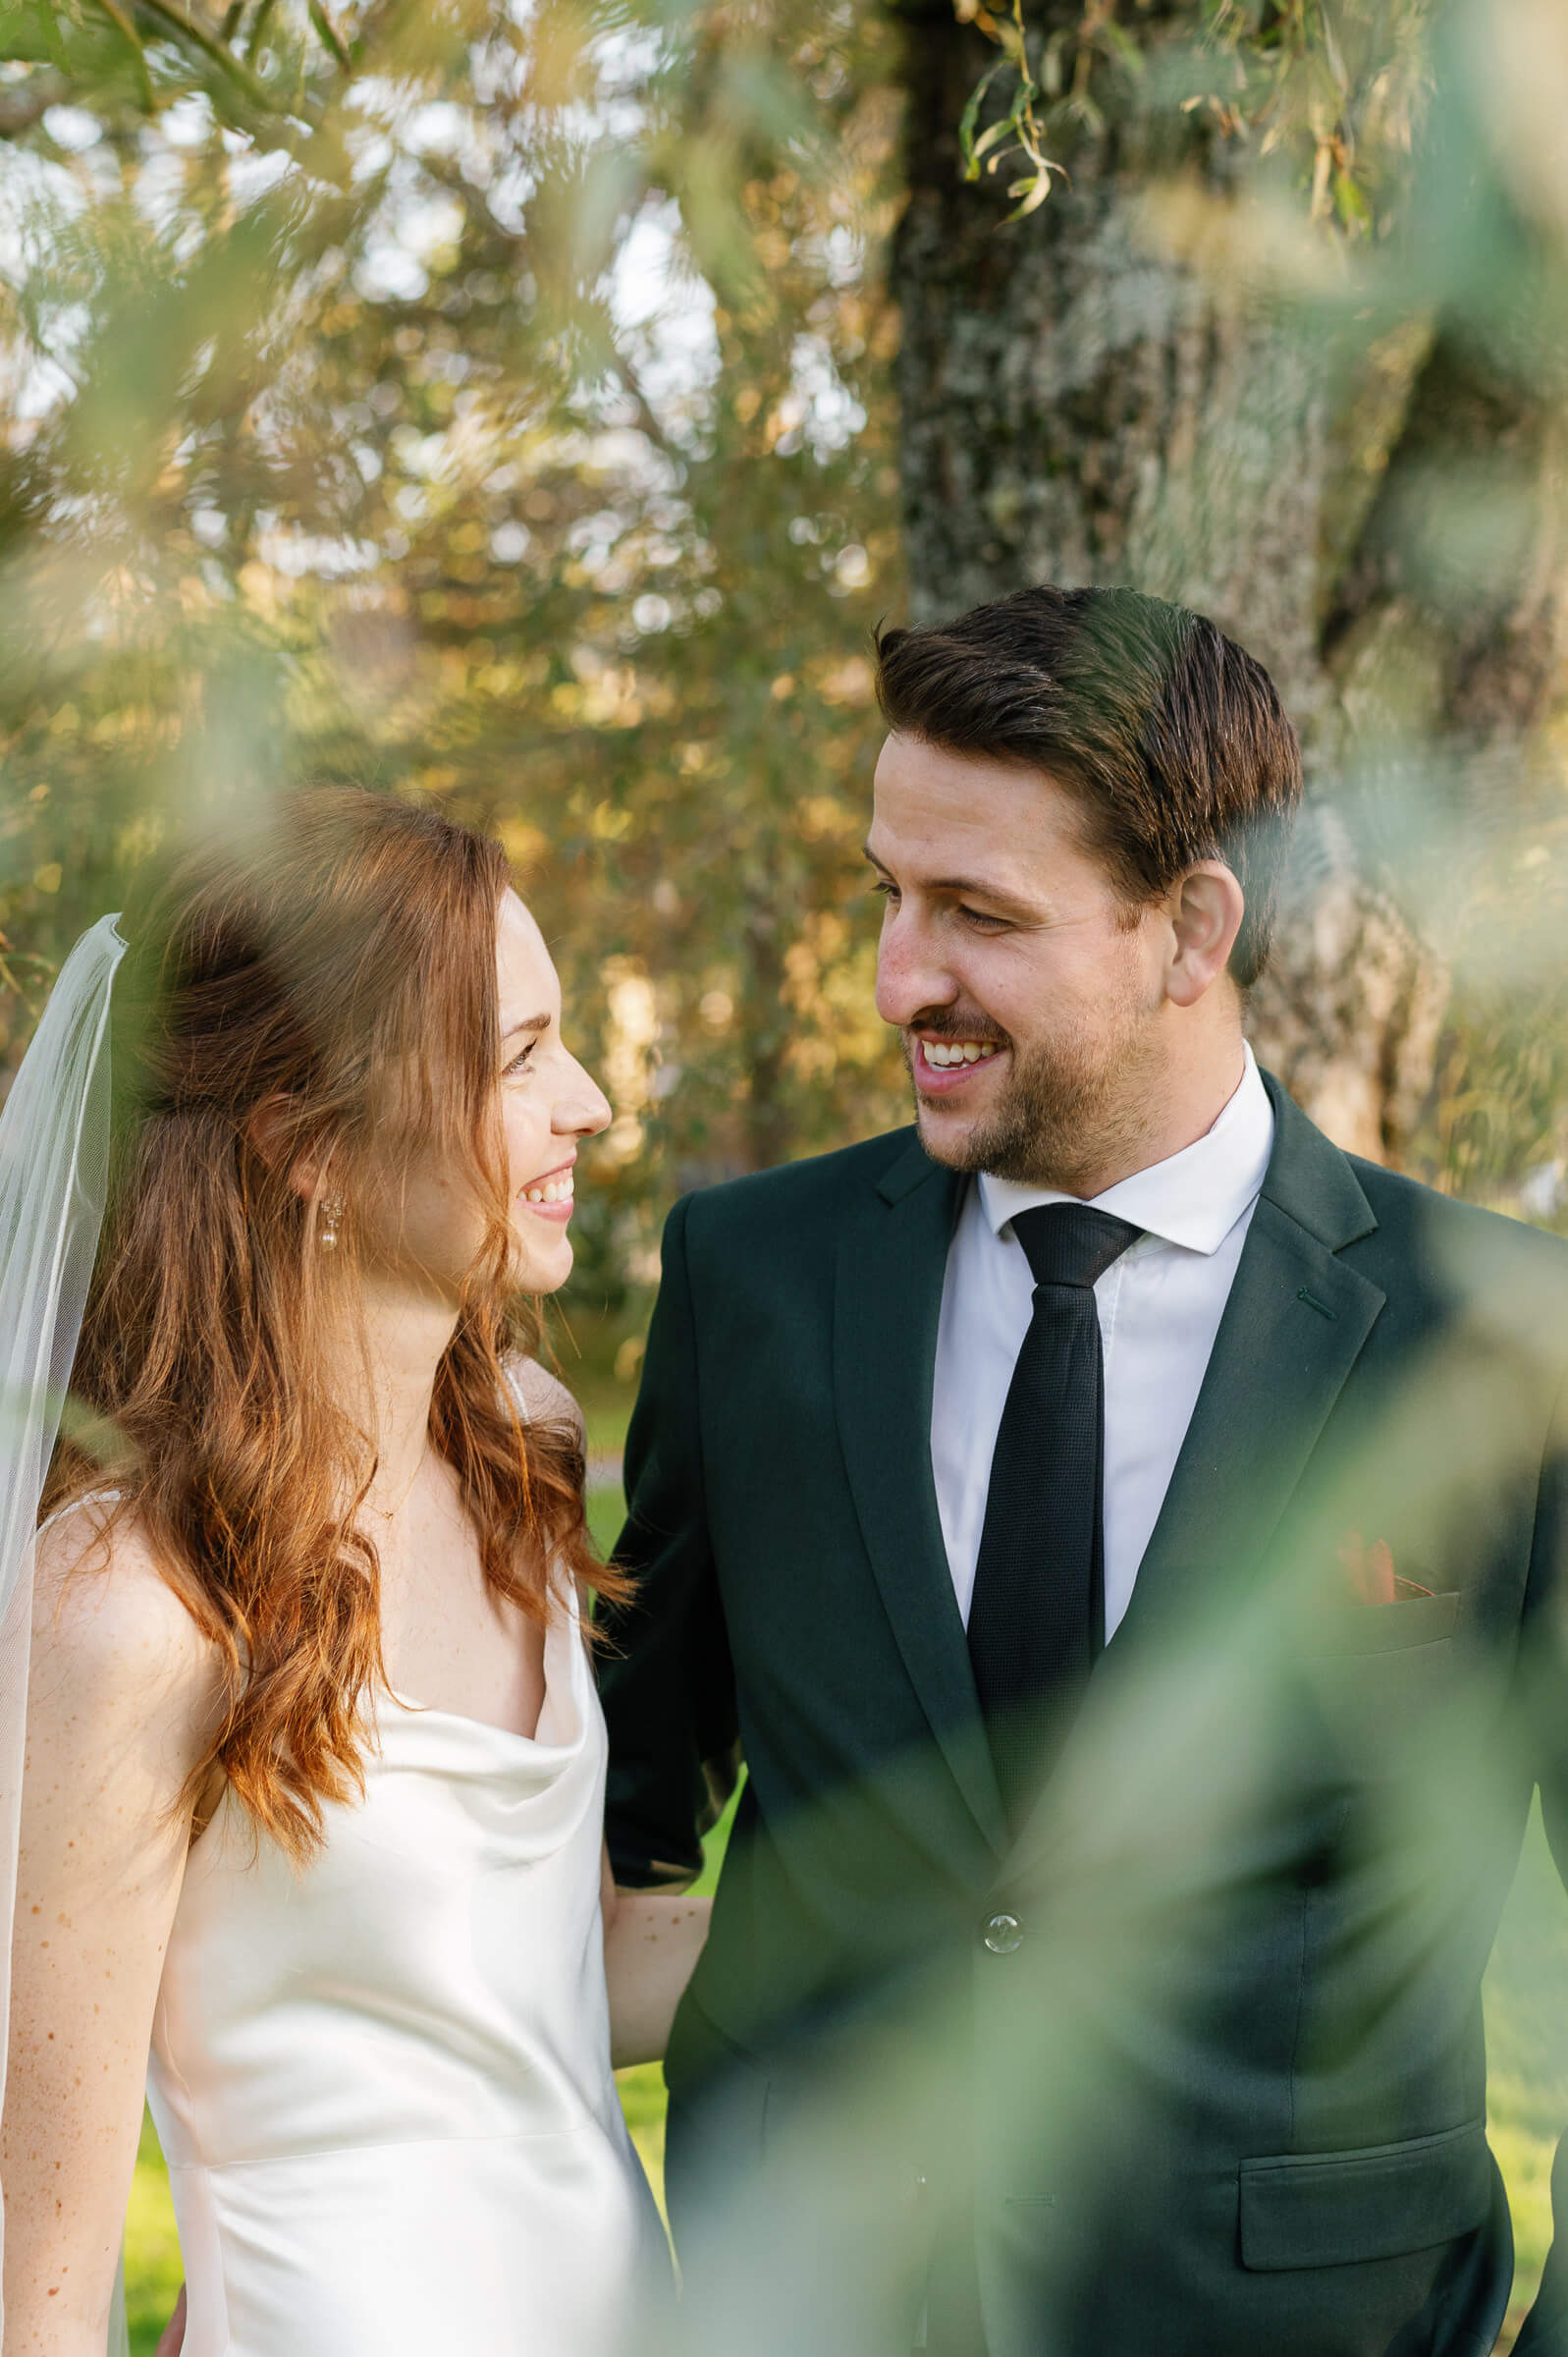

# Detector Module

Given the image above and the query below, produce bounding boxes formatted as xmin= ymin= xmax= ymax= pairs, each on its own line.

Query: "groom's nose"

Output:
xmin=875 ymin=910 xmax=957 ymax=1028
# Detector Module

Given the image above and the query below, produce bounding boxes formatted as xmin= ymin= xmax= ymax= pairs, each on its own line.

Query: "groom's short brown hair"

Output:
xmin=872 ymin=584 xmax=1301 ymax=988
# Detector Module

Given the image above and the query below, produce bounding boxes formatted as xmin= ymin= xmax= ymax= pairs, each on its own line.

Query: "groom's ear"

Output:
xmin=1162 ymin=862 xmax=1246 ymax=1009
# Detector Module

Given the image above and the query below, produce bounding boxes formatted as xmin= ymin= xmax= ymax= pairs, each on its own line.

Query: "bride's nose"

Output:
xmin=555 ymin=1055 xmax=612 ymax=1139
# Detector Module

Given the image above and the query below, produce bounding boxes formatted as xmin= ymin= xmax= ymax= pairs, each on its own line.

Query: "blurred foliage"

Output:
xmin=3 ymin=0 xmax=1568 ymax=1328
xmin=953 ymin=0 xmax=1430 ymax=231
xmin=1406 ymin=781 xmax=1568 ymax=1216
xmin=0 ymin=0 xmax=907 ymax=1343
xmin=6 ymin=11 xmax=1568 ymax=2336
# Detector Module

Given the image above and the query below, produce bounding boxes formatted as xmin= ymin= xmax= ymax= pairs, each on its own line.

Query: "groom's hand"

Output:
xmin=154 ymin=2282 xmax=187 ymax=2356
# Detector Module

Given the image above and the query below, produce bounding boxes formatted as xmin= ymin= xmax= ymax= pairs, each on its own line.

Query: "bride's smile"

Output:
xmin=517 ymin=1157 xmax=577 ymax=1221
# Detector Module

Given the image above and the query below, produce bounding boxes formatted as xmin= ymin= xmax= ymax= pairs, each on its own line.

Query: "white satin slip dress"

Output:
xmin=142 ymin=1567 xmax=667 ymax=2356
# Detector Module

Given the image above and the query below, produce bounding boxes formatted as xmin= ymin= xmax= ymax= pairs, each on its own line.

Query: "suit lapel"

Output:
xmin=834 ymin=1135 xmax=1008 ymax=1854
xmin=1102 ymin=1077 xmax=1387 ymax=1659
xmin=1001 ymin=1080 xmax=1388 ymax=1878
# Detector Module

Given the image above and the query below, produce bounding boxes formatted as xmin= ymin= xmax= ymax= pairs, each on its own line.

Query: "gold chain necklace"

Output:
xmin=362 ymin=1443 xmax=432 ymax=1524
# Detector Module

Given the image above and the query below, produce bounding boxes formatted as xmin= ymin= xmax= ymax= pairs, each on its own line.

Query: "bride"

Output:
xmin=0 ymin=788 xmax=706 ymax=2355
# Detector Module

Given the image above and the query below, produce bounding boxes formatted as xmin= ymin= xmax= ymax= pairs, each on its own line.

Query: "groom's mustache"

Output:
xmin=904 ymin=1012 xmax=1012 ymax=1051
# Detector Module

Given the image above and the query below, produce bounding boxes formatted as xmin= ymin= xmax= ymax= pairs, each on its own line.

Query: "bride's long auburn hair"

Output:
xmin=42 ymin=786 xmax=626 ymax=1863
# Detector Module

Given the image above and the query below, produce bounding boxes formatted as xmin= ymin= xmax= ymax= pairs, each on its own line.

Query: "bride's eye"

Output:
xmin=504 ymin=1041 xmax=537 ymax=1077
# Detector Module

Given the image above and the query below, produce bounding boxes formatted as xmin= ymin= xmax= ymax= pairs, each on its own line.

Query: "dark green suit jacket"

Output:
xmin=601 ymin=1080 xmax=1568 ymax=2357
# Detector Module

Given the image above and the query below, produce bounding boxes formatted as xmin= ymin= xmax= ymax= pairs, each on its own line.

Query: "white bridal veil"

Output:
xmin=0 ymin=911 xmax=131 ymax=2353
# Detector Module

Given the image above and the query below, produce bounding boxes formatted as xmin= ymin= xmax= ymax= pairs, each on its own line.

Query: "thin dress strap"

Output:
xmin=502 ymin=1361 xmax=533 ymax=1427
xmin=35 ymin=1487 xmax=125 ymax=1544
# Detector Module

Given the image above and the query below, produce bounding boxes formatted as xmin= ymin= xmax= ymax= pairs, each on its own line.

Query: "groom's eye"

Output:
xmin=958 ymin=905 xmax=1008 ymax=932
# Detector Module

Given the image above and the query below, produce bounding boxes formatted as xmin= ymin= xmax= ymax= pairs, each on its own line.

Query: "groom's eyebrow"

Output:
xmin=862 ymin=842 xmax=1036 ymax=917
xmin=501 ymin=1012 xmax=552 ymax=1040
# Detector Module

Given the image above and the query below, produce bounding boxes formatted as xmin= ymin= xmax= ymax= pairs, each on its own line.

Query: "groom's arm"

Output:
xmin=600 ymin=1193 xmax=741 ymax=1891
xmin=1508 ymin=1369 xmax=1568 ymax=2356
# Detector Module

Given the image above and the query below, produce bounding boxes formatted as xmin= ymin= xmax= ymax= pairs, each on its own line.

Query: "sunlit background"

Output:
xmin=3 ymin=0 xmax=1568 ymax=2347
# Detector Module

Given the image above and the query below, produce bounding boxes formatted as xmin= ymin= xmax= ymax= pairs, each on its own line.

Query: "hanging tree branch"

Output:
xmin=307 ymin=0 xmax=351 ymax=73
xmin=131 ymin=0 xmax=277 ymax=106
xmin=948 ymin=0 xmax=1423 ymax=235
xmin=89 ymin=0 xmax=157 ymax=109
xmin=18 ymin=0 xmax=361 ymax=125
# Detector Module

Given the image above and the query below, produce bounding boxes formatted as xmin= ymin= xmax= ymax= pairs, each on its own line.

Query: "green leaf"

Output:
xmin=968 ymin=107 xmax=1020 ymax=167
xmin=1332 ymin=166 xmax=1371 ymax=230
xmin=1004 ymin=165 xmax=1059 ymax=221
xmin=0 ymin=0 xmax=88 ymax=66
xmin=957 ymin=57 xmax=1006 ymax=180
xmin=86 ymin=0 xmax=153 ymax=111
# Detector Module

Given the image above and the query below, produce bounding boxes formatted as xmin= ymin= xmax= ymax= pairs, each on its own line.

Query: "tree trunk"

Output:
xmin=888 ymin=1 xmax=1568 ymax=1166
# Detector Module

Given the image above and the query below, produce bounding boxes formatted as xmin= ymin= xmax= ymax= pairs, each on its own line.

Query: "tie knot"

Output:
xmin=1010 ymin=1202 xmax=1142 ymax=1290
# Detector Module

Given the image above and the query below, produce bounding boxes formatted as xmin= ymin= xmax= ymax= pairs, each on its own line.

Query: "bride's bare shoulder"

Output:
xmin=31 ymin=1499 xmax=222 ymax=1745
xmin=503 ymin=1355 xmax=586 ymax=1451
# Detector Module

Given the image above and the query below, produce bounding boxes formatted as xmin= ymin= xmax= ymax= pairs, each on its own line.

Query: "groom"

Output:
xmin=601 ymin=584 xmax=1568 ymax=2356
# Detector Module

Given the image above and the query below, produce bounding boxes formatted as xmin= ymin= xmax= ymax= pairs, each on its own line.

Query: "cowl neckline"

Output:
xmin=381 ymin=1579 xmax=585 ymax=1766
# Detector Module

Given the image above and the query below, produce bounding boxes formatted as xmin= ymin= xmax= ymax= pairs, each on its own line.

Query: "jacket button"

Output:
xmin=983 ymin=1911 xmax=1023 ymax=1954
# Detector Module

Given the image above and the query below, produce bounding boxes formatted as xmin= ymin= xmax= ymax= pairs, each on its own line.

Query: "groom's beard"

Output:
xmin=907 ymin=997 xmax=1154 ymax=1192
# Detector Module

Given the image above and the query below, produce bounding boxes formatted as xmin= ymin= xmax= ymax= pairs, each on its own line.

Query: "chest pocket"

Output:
xmin=1308 ymin=1591 xmax=1459 ymax=1656
xmin=1292 ymin=1592 xmax=1465 ymax=1789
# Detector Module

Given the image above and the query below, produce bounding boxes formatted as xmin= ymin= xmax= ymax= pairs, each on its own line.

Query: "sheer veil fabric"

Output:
xmin=0 ymin=912 xmax=131 ymax=2355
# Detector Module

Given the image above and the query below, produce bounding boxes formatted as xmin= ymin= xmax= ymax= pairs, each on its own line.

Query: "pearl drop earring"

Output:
xmin=319 ymin=1193 xmax=346 ymax=1251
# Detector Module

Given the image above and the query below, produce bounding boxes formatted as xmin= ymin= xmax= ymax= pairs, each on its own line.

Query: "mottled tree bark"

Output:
xmin=888 ymin=1 xmax=1568 ymax=1164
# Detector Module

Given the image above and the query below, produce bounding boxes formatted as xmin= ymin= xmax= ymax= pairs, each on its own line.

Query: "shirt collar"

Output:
xmin=978 ymin=1043 xmax=1275 ymax=1259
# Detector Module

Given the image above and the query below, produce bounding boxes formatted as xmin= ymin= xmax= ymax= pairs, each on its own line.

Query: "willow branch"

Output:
xmin=91 ymin=0 xmax=157 ymax=108
xmin=133 ymin=0 xmax=274 ymax=108
xmin=307 ymin=0 xmax=352 ymax=70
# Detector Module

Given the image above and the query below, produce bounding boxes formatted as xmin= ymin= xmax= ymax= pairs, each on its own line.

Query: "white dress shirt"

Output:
xmin=930 ymin=1045 xmax=1275 ymax=1642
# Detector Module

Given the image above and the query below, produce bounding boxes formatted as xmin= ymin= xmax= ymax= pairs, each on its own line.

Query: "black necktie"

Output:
xmin=967 ymin=1202 xmax=1142 ymax=1828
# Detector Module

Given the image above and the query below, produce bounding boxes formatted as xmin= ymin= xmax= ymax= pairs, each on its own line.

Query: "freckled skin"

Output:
xmin=4 ymin=1523 xmax=214 ymax=2350
xmin=598 ymin=1850 xmax=714 ymax=2072
xmin=2 ymin=889 xmax=713 ymax=2350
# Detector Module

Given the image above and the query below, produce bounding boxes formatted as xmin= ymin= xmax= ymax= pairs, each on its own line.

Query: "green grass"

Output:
xmin=561 ymin=1328 xmax=645 ymax=1468
xmin=125 ymin=2110 xmax=186 ymax=2355
xmin=585 ymin=1480 xmax=625 ymax=1561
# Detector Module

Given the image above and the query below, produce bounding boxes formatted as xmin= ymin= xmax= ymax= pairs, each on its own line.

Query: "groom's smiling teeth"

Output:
xmin=921 ymin=1039 xmax=1001 ymax=1067
xmin=522 ymin=1175 xmax=573 ymax=1204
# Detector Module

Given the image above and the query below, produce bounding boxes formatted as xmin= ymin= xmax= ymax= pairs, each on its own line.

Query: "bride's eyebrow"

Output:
xmin=500 ymin=1012 xmax=551 ymax=1042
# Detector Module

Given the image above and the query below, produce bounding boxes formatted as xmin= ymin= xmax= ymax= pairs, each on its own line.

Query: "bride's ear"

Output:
xmin=247 ymin=1097 xmax=330 ymax=1207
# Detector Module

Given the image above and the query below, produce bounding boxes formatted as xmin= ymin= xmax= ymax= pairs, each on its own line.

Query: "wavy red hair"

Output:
xmin=42 ymin=787 xmax=625 ymax=1862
